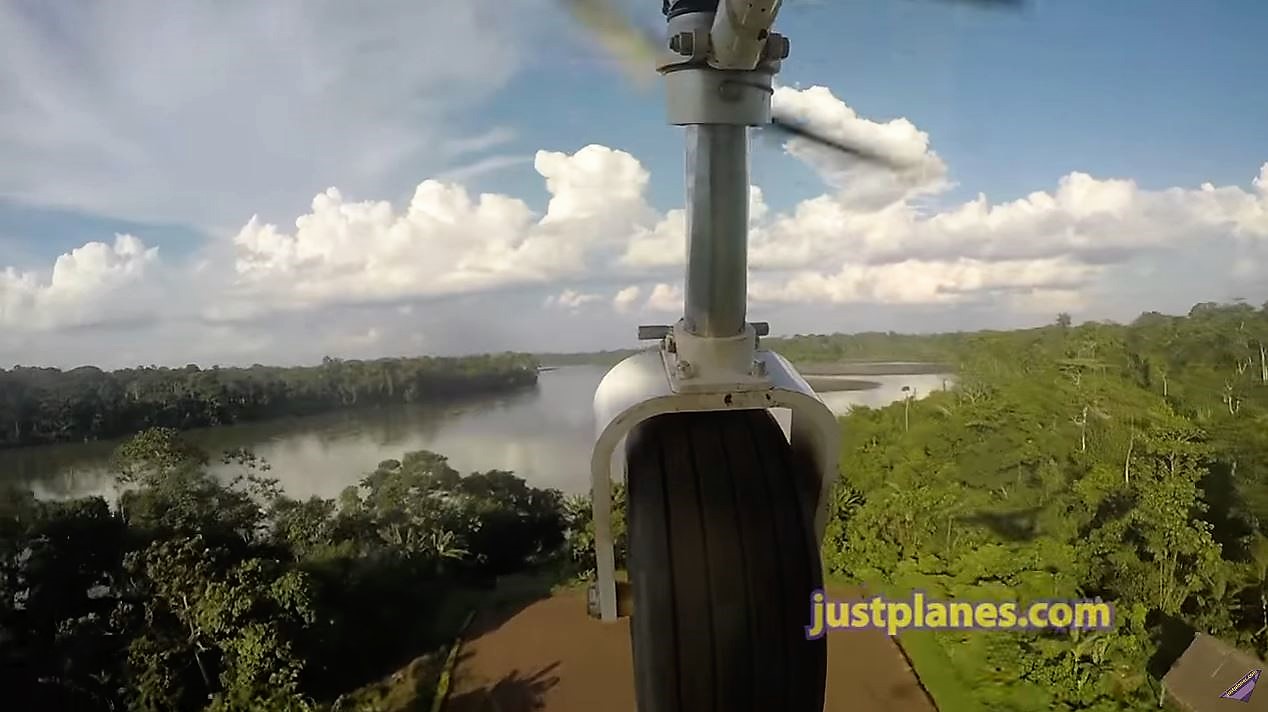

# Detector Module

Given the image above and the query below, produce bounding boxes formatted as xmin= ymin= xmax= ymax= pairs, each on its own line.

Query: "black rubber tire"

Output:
xmin=625 ymin=409 xmax=827 ymax=712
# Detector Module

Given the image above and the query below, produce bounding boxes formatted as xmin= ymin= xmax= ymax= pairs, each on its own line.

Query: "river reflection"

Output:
xmin=0 ymin=364 xmax=950 ymax=500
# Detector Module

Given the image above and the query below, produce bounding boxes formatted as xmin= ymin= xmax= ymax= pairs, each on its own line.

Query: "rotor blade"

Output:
xmin=766 ymin=114 xmax=911 ymax=170
xmin=559 ymin=0 xmax=663 ymax=89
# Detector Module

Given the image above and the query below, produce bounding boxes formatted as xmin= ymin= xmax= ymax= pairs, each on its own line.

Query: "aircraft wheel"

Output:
xmin=625 ymin=409 xmax=826 ymax=712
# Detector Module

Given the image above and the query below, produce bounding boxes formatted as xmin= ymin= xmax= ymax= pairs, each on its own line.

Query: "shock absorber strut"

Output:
xmin=658 ymin=1 xmax=785 ymax=338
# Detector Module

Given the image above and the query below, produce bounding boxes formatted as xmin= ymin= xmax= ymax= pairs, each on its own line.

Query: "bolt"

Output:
xmin=751 ymin=359 xmax=767 ymax=377
xmin=764 ymin=33 xmax=790 ymax=60
xmin=586 ymin=584 xmax=601 ymax=619
xmin=669 ymin=31 xmax=695 ymax=56
xmin=665 ymin=335 xmax=677 ymax=354
xmin=676 ymin=360 xmax=694 ymax=379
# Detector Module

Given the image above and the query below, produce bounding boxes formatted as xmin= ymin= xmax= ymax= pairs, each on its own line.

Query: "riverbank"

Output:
xmin=3 ymin=364 xmax=953 ymax=503
xmin=797 ymin=361 xmax=954 ymax=376
xmin=540 ymin=353 xmax=952 ymax=376
xmin=801 ymin=361 xmax=954 ymax=393
xmin=803 ymin=376 xmax=882 ymax=393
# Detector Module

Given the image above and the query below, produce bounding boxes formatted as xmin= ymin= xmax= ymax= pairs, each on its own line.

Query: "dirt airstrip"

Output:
xmin=445 ymin=586 xmax=936 ymax=712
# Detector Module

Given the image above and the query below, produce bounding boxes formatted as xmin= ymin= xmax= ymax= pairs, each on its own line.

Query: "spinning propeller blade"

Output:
xmin=560 ymin=0 xmax=663 ymax=89
xmin=766 ymin=116 xmax=909 ymax=169
xmin=559 ymin=0 xmax=1023 ymax=169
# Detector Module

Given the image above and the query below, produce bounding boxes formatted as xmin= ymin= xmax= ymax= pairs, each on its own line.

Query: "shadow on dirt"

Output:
xmin=445 ymin=661 xmax=562 ymax=712
xmin=462 ymin=570 xmax=582 ymax=640
xmin=331 ymin=568 xmax=576 ymax=710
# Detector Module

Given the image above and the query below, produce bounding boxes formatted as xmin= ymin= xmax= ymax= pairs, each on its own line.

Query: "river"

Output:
xmin=0 ymin=364 xmax=951 ymax=502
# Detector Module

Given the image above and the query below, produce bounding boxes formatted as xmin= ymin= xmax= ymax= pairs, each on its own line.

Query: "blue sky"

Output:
xmin=471 ymin=0 xmax=1268 ymax=211
xmin=2 ymin=0 xmax=1267 ymax=367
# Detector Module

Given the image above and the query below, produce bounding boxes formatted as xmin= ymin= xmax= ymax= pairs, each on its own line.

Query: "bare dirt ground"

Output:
xmin=445 ymin=585 xmax=936 ymax=712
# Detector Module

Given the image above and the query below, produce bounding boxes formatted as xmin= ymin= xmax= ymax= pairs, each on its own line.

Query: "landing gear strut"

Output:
xmin=587 ymin=3 xmax=841 ymax=711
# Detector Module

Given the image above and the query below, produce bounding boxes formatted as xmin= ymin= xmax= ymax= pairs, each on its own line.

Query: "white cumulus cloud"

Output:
xmin=645 ymin=283 xmax=685 ymax=312
xmin=1 ymin=235 xmax=161 ymax=330
xmin=224 ymin=145 xmax=656 ymax=314
xmin=750 ymin=257 xmax=1100 ymax=307
xmin=3 ymin=86 xmax=1268 ymax=367
xmin=546 ymin=289 xmax=602 ymax=310
xmin=613 ymin=286 xmax=642 ymax=314
xmin=771 ymin=85 xmax=950 ymax=209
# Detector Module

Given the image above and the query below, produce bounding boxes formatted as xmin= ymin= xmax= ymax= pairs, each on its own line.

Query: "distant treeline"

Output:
xmin=764 ymin=331 xmax=966 ymax=364
xmin=535 ymin=330 xmax=964 ymax=369
xmin=535 ymin=349 xmax=640 ymax=367
xmin=0 ymin=353 xmax=539 ymax=449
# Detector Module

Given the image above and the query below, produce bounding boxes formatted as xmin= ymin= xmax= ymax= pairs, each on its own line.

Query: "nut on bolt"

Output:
xmin=669 ymin=31 xmax=695 ymax=56
xmin=676 ymin=360 xmax=694 ymax=379
xmin=764 ymin=33 xmax=790 ymax=60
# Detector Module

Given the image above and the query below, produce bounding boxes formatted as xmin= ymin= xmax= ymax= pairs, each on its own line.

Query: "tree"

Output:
xmin=0 ymin=496 xmax=128 ymax=709
xmin=114 ymin=434 xmax=271 ymax=545
xmin=563 ymin=483 xmax=628 ymax=576
xmin=122 ymin=535 xmax=317 ymax=711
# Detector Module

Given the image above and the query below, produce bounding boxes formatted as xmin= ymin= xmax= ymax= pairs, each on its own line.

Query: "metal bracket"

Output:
xmin=663 ymin=319 xmax=766 ymax=392
xmin=639 ymin=322 xmax=768 ymax=340
xmin=660 ymin=10 xmax=777 ymax=126
xmin=588 ymin=332 xmax=841 ymax=622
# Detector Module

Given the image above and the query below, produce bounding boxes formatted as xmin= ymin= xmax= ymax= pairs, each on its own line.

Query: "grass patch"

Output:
xmin=331 ymin=564 xmax=577 ymax=712
xmin=824 ymin=572 xmax=981 ymax=712
xmin=430 ymin=610 xmax=477 ymax=712
xmin=332 ymin=650 xmax=448 ymax=712
xmin=871 ymin=578 xmax=980 ymax=712
xmin=895 ymin=628 xmax=981 ymax=712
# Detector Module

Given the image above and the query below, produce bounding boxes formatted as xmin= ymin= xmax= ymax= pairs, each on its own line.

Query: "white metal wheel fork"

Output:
xmin=588 ymin=320 xmax=841 ymax=622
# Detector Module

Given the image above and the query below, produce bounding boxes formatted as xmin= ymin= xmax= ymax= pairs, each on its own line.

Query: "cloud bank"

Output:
xmin=3 ymin=86 xmax=1268 ymax=368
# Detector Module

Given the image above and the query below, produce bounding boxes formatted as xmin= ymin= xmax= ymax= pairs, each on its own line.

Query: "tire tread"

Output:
xmin=625 ymin=409 xmax=826 ymax=712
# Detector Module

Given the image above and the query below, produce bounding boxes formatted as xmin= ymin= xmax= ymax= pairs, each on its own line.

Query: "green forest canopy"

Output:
xmin=4 ymin=300 xmax=1268 ymax=710
xmin=815 ymin=301 xmax=1268 ymax=710
xmin=1 ymin=429 xmax=594 ymax=711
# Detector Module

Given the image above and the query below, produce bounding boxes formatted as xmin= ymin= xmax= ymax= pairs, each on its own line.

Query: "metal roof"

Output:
xmin=1161 ymin=633 xmax=1266 ymax=711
